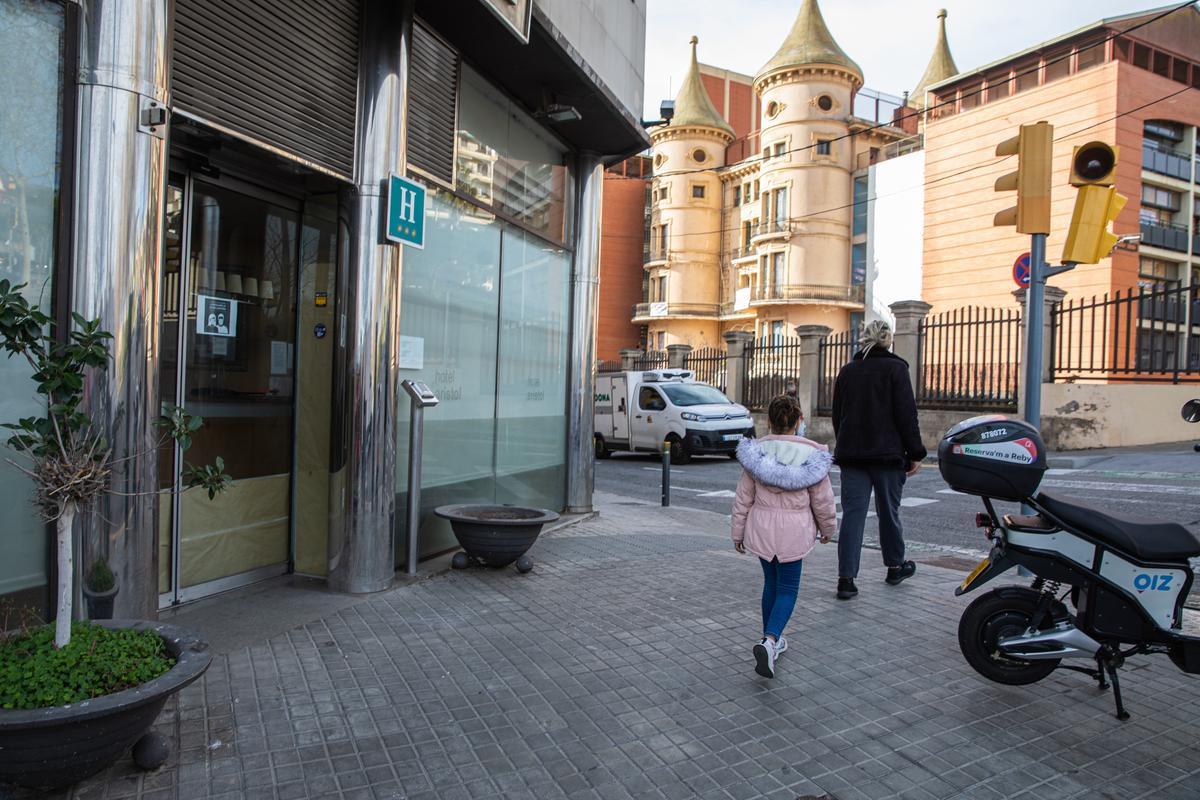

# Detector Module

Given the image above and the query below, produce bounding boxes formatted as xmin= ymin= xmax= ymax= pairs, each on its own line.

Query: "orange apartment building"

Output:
xmin=921 ymin=4 xmax=1200 ymax=314
xmin=596 ymin=156 xmax=651 ymax=362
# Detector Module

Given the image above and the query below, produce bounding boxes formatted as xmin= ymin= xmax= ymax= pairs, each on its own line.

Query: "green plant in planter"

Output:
xmin=86 ymin=558 xmax=115 ymax=594
xmin=0 ymin=281 xmax=230 ymax=649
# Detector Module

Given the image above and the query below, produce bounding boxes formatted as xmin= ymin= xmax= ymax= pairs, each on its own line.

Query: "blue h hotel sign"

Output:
xmin=386 ymin=174 xmax=426 ymax=249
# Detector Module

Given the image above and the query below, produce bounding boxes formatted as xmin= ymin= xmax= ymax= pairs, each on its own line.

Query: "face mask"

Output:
xmin=796 ymin=421 xmax=807 ymax=438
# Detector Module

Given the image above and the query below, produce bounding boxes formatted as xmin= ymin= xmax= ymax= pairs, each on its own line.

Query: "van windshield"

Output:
xmin=660 ymin=384 xmax=732 ymax=407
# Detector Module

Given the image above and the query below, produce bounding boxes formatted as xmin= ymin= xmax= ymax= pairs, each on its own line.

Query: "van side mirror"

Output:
xmin=1183 ymin=399 xmax=1200 ymax=423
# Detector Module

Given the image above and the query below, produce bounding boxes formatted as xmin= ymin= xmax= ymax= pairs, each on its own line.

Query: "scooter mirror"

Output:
xmin=1182 ymin=399 xmax=1200 ymax=423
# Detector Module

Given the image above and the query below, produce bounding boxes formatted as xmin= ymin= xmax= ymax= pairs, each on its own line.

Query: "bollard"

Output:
xmin=661 ymin=440 xmax=671 ymax=507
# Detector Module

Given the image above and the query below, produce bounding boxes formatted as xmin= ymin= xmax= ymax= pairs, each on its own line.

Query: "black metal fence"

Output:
xmin=816 ymin=327 xmax=861 ymax=414
xmin=743 ymin=337 xmax=804 ymax=411
xmin=1051 ymin=283 xmax=1200 ymax=383
xmin=916 ymin=306 xmax=1021 ymax=411
xmin=632 ymin=350 xmax=669 ymax=370
xmin=595 ymin=358 xmax=621 ymax=374
xmin=686 ymin=347 xmax=728 ymax=393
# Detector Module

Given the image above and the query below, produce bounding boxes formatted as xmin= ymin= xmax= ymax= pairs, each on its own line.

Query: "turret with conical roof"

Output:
xmin=913 ymin=9 xmax=959 ymax=105
xmin=755 ymin=0 xmax=862 ymax=89
xmin=665 ymin=36 xmax=735 ymax=138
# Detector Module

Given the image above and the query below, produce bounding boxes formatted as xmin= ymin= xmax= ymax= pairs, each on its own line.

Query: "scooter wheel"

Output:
xmin=959 ymin=587 xmax=1061 ymax=686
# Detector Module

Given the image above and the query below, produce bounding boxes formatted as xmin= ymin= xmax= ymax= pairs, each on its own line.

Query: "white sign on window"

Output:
xmin=399 ymin=335 xmax=424 ymax=370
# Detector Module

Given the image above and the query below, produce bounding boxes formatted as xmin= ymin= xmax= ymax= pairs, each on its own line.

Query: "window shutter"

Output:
xmin=407 ymin=21 xmax=459 ymax=185
xmin=172 ymin=0 xmax=360 ymax=179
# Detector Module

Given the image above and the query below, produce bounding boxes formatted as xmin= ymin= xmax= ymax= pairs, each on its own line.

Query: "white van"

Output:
xmin=594 ymin=369 xmax=754 ymax=464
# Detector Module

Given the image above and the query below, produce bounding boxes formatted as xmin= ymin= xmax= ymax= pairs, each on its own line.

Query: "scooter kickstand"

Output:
xmin=1103 ymin=660 xmax=1130 ymax=721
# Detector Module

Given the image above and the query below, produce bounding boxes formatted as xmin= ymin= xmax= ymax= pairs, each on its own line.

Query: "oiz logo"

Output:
xmin=1133 ymin=573 xmax=1175 ymax=593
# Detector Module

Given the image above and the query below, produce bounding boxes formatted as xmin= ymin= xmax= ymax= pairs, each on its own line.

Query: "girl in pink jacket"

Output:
xmin=732 ymin=394 xmax=838 ymax=678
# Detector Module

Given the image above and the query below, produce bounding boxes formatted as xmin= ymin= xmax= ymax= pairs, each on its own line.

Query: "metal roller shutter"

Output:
xmin=172 ymin=0 xmax=360 ymax=179
xmin=407 ymin=21 xmax=459 ymax=185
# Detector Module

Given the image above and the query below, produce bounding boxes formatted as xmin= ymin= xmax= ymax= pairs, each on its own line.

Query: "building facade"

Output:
xmin=596 ymin=156 xmax=652 ymax=362
xmin=0 ymin=0 xmax=647 ymax=619
xmin=636 ymin=0 xmax=908 ymax=351
xmin=919 ymin=5 xmax=1200 ymax=313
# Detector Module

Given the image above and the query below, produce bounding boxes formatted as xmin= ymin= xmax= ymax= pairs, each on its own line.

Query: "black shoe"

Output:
xmin=836 ymin=578 xmax=858 ymax=600
xmin=886 ymin=561 xmax=916 ymax=585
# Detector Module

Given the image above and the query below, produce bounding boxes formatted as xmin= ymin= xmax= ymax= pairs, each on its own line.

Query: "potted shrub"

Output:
xmin=82 ymin=557 xmax=117 ymax=620
xmin=0 ymin=282 xmax=230 ymax=789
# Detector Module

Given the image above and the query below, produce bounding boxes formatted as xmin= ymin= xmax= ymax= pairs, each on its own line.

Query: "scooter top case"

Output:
xmin=938 ymin=415 xmax=1046 ymax=501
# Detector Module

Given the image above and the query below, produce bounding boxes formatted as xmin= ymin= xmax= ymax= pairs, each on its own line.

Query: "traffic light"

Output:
xmin=993 ymin=121 xmax=1053 ymax=234
xmin=1069 ymin=141 xmax=1118 ymax=186
xmin=1062 ymin=139 xmax=1125 ymax=264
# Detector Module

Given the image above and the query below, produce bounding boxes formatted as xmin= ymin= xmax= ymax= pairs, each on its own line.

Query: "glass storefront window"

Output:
xmin=456 ymin=66 xmax=568 ymax=243
xmin=396 ymin=186 xmax=571 ymax=563
xmin=0 ymin=0 xmax=65 ymax=615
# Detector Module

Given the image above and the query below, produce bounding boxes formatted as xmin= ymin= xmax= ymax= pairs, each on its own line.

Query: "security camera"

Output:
xmin=660 ymin=100 xmax=675 ymax=123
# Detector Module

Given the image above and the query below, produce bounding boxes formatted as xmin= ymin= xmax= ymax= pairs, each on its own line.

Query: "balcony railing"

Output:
xmin=1140 ymin=220 xmax=1189 ymax=252
xmin=752 ymin=284 xmax=865 ymax=304
xmin=854 ymin=134 xmax=924 ymax=170
xmin=643 ymin=246 xmax=671 ymax=265
xmin=1142 ymin=143 xmax=1191 ymax=182
xmin=751 ymin=220 xmax=793 ymax=239
xmin=728 ymin=245 xmax=756 ymax=261
xmin=632 ymin=302 xmax=721 ymax=320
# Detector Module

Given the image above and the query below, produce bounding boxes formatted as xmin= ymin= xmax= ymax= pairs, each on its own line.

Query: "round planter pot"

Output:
xmin=435 ymin=504 xmax=559 ymax=567
xmin=83 ymin=585 xmax=119 ymax=620
xmin=0 ymin=620 xmax=211 ymax=790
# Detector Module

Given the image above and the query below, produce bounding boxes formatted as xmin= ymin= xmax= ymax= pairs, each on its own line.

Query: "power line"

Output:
xmin=649 ymin=0 xmax=1196 ymax=182
xmin=600 ymin=82 xmax=1194 ymax=246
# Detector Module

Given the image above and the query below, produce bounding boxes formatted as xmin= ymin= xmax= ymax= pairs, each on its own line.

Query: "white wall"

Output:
xmin=865 ymin=150 xmax=925 ymax=326
xmin=535 ymin=0 xmax=646 ymax=120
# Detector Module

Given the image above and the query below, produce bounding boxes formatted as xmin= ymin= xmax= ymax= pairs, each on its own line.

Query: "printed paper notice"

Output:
xmin=399 ymin=335 xmax=424 ymax=370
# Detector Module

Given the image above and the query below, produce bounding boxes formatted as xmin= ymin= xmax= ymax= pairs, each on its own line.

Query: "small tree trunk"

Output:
xmin=55 ymin=502 xmax=76 ymax=649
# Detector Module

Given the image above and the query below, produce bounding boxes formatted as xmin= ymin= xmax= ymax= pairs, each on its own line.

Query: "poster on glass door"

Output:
xmin=197 ymin=295 xmax=237 ymax=337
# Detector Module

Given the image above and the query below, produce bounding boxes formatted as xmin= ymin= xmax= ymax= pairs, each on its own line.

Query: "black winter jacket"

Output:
xmin=830 ymin=347 xmax=927 ymax=467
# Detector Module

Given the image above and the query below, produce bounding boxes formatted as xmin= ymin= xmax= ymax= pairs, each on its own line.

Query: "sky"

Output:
xmin=643 ymin=0 xmax=1174 ymax=120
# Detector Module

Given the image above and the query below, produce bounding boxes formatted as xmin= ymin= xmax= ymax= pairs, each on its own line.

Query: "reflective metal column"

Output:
xmin=71 ymin=0 xmax=171 ymax=618
xmin=565 ymin=154 xmax=604 ymax=514
xmin=327 ymin=0 xmax=413 ymax=593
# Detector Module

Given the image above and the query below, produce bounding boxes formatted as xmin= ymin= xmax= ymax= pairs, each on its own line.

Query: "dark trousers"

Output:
xmin=759 ymin=557 xmax=803 ymax=640
xmin=838 ymin=465 xmax=906 ymax=579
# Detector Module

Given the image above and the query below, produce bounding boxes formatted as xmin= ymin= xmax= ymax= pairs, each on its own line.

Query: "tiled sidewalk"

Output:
xmin=25 ymin=493 xmax=1200 ymax=800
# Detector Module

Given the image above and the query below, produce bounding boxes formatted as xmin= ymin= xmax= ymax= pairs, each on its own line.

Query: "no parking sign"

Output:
xmin=1013 ymin=252 xmax=1031 ymax=288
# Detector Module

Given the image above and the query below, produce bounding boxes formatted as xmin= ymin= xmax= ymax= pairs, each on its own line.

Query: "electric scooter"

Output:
xmin=942 ymin=409 xmax=1200 ymax=720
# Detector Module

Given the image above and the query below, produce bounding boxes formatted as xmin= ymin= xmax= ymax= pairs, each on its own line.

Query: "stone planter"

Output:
xmin=435 ymin=504 xmax=559 ymax=569
xmin=83 ymin=584 xmax=119 ymax=620
xmin=0 ymin=620 xmax=211 ymax=790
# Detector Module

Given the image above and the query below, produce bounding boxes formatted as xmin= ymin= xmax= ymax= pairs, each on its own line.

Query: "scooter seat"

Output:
xmin=1037 ymin=492 xmax=1200 ymax=561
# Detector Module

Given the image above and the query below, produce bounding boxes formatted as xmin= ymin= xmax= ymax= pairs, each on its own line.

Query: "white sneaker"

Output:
xmin=774 ymin=635 xmax=788 ymax=657
xmin=753 ymin=638 xmax=776 ymax=678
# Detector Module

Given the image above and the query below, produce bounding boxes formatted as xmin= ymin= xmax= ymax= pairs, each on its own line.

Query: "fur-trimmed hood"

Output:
xmin=735 ymin=435 xmax=832 ymax=492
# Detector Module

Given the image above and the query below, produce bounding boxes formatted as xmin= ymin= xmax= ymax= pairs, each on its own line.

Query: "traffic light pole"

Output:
xmin=1023 ymin=233 xmax=1047 ymax=429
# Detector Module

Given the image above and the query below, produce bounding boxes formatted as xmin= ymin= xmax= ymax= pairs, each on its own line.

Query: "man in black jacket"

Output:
xmin=831 ymin=320 xmax=926 ymax=600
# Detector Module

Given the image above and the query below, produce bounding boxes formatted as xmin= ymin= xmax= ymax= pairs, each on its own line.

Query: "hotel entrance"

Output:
xmin=157 ymin=144 xmax=339 ymax=607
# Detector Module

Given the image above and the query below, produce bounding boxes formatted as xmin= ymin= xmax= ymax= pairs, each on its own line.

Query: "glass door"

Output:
xmin=159 ymin=174 xmax=300 ymax=605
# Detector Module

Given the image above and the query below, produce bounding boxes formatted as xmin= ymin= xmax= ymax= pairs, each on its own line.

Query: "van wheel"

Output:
xmin=594 ymin=436 xmax=611 ymax=459
xmin=958 ymin=588 xmax=1061 ymax=685
xmin=668 ymin=436 xmax=691 ymax=465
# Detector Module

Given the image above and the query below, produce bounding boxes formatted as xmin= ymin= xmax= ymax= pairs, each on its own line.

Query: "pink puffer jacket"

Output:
xmin=731 ymin=434 xmax=838 ymax=563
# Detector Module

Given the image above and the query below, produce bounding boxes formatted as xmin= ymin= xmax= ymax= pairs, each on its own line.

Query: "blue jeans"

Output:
xmin=838 ymin=465 xmax=907 ymax=579
xmin=760 ymin=557 xmax=803 ymax=640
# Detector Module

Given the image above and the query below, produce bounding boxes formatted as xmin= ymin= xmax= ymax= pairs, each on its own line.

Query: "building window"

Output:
xmin=852 ymin=176 xmax=868 ymax=237
xmin=1043 ymin=50 xmax=1071 ymax=83
xmin=1139 ymin=257 xmax=1180 ymax=290
xmin=691 ymin=184 xmax=706 ymax=199
xmin=742 ymin=220 xmax=753 ymax=248
xmin=766 ymin=100 xmax=780 ymax=118
xmin=771 ymin=141 xmax=786 ymax=159
xmin=658 ymin=185 xmax=669 ymax=202
xmin=987 ymin=72 xmax=1011 ymax=101
xmin=753 ymin=180 xmax=760 ymax=199
xmin=1014 ymin=61 xmax=1039 ymax=93
xmin=1076 ymin=39 xmax=1105 ymax=71
xmin=773 ymin=188 xmax=788 ymax=225
xmin=815 ymin=139 xmax=832 ymax=156
xmin=852 ymin=243 xmax=867 ymax=286
xmin=1141 ymin=185 xmax=1181 ymax=212
xmin=770 ymin=320 xmax=785 ymax=344
xmin=959 ymin=84 xmax=981 ymax=110
xmin=733 ymin=185 xmax=741 ymax=206
xmin=656 ymin=332 xmax=665 ymax=351
xmin=771 ymin=252 xmax=785 ymax=288
xmin=692 ymin=148 xmax=708 ymax=163
xmin=816 ymin=94 xmax=834 ymax=111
